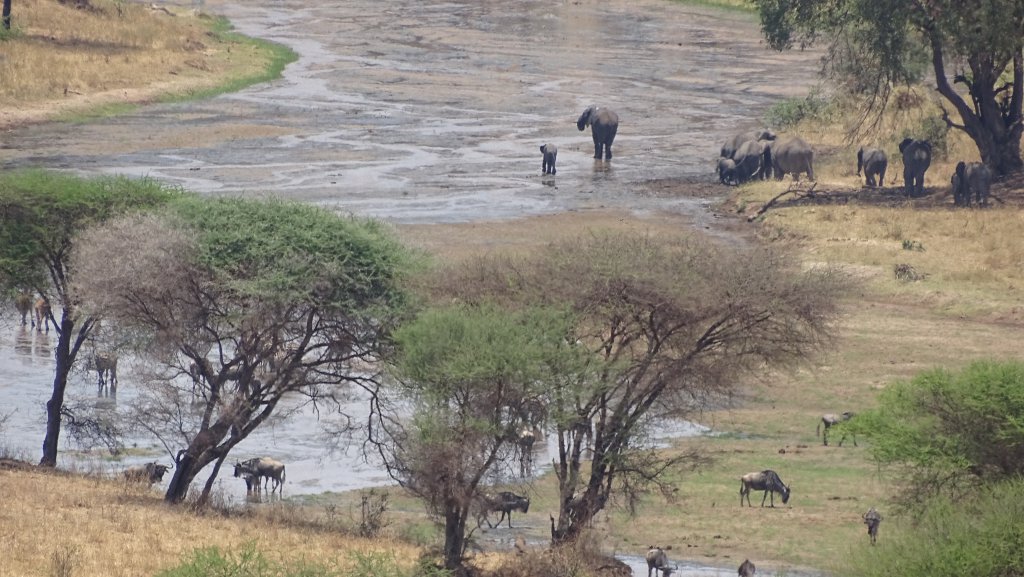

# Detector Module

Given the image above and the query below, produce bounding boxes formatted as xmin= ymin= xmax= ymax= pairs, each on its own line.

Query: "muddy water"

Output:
xmin=0 ymin=0 xmax=820 ymax=223
xmin=0 ymin=0 xmax=822 ymax=568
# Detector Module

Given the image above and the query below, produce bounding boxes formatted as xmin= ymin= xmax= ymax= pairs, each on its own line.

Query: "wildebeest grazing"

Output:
xmin=738 ymin=559 xmax=755 ymax=577
xmin=476 ymin=491 xmax=530 ymax=528
xmin=817 ymin=411 xmax=856 ymax=446
xmin=234 ymin=457 xmax=287 ymax=495
xmin=14 ymin=291 xmax=33 ymax=327
xmin=123 ymin=462 xmax=171 ymax=485
xmin=646 ymin=546 xmax=674 ymax=577
xmin=863 ymin=507 xmax=882 ymax=545
xmin=739 ymin=470 xmax=791 ymax=507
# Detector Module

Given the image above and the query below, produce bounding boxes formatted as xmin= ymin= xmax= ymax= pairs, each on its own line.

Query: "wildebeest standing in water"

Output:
xmin=738 ymin=559 xmax=756 ymax=577
xmin=14 ymin=290 xmax=33 ymax=327
xmin=646 ymin=545 xmax=674 ymax=577
xmin=739 ymin=470 xmax=791 ymax=507
xmin=234 ymin=457 xmax=287 ymax=495
xmin=34 ymin=297 xmax=52 ymax=333
xmin=863 ymin=507 xmax=882 ymax=545
xmin=94 ymin=352 xmax=118 ymax=397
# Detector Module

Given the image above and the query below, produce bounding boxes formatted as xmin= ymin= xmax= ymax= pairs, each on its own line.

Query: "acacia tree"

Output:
xmin=755 ymin=0 xmax=1024 ymax=174
xmin=72 ymin=198 xmax=412 ymax=504
xmin=372 ymin=305 xmax=581 ymax=573
xmin=0 ymin=169 xmax=179 ymax=467
xmin=854 ymin=360 xmax=1024 ymax=510
xmin=431 ymin=233 xmax=846 ymax=541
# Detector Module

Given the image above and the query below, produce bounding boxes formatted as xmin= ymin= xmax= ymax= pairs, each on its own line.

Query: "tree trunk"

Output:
xmin=442 ymin=507 xmax=467 ymax=573
xmin=39 ymin=325 xmax=71 ymax=467
xmin=2 ymin=0 xmax=11 ymax=30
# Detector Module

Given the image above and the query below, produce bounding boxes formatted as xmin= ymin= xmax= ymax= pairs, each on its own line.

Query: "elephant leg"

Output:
xmin=593 ymin=138 xmax=602 ymax=160
xmin=604 ymin=143 xmax=612 ymax=160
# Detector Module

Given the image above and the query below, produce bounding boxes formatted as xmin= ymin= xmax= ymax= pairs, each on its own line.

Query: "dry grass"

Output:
xmin=0 ymin=465 xmax=420 ymax=577
xmin=0 ymin=0 xmax=289 ymax=129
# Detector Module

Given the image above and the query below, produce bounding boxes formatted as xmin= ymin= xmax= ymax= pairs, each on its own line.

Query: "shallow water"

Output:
xmin=0 ymin=1 xmax=822 ymax=570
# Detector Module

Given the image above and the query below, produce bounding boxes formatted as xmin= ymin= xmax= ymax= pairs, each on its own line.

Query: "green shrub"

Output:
xmin=156 ymin=543 xmax=341 ymax=577
xmin=842 ymin=479 xmax=1024 ymax=577
xmin=765 ymin=90 xmax=833 ymax=129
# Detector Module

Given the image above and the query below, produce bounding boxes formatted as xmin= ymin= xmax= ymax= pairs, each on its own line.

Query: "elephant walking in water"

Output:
xmin=899 ymin=138 xmax=932 ymax=196
xmin=577 ymin=106 xmax=619 ymax=160
xmin=540 ymin=144 xmax=558 ymax=175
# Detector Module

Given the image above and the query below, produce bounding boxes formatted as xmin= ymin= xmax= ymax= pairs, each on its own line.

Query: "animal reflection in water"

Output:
xmin=13 ymin=326 xmax=51 ymax=363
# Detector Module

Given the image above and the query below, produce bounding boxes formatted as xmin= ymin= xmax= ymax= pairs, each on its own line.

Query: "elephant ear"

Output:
xmin=576 ymin=106 xmax=594 ymax=131
xmin=898 ymin=138 xmax=913 ymax=153
xmin=540 ymin=145 xmax=547 ymax=153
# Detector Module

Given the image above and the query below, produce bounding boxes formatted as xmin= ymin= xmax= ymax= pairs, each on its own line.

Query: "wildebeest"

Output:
xmin=34 ymin=297 xmax=52 ymax=333
xmin=646 ymin=546 xmax=674 ymax=577
xmin=476 ymin=491 xmax=530 ymax=528
xmin=234 ymin=457 xmax=286 ymax=495
xmin=739 ymin=559 xmax=756 ymax=577
xmin=123 ymin=462 xmax=171 ymax=485
xmin=94 ymin=352 xmax=118 ymax=396
xmin=517 ymin=427 xmax=536 ymax=477
xmin=863 ymin=507 xmax=882 ymax=545
xmin=14 ymin=291 xmax=33 ymax=326
xmin=817 ymin=411 xmax=856 ymax=446
xmin=739 ymin=470 xmax=791 ymax=507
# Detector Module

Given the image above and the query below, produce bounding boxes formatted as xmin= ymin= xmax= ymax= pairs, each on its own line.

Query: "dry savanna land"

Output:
xmin=3 ymin=1 xmax=1024 ymax=576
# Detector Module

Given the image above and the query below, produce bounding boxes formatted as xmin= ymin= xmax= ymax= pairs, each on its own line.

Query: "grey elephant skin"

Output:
xmin=770 ymin=137 xmax=815 ymax=181
xmin=720 ymin=140 xmax=765 ymax=185
xmin=898 ymin=138 xmax=932 ymax=196
xmin=857 ymin=147 xmax=887 ymax=187
xmin=952 ymin=161 xmax=992 ymax=206
xmin=721 ymin=129 xmax=776 ymax=160
xmin=577 ymin=106 xmax=619 ymax=160
xmin=540 ymin=144 xmax=558 ymax=175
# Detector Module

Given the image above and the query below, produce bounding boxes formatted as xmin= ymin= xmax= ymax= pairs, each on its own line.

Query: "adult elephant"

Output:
xmin=856 ymin=147 xmax=887 ymax=187
xmin=723 ymin=140 xmax=764 ymax=185
xmin=952 ymin=161 xmax=992 ymax=206
xmin=771 ymin=137 xmax=815 ymax=181
xmin=577 ymin=106 xmax=619 ymax=160
xmin=721 ymin=129 xmax=776 ymax=160
xmin=898 ymin=138 xmax=932 ymax=196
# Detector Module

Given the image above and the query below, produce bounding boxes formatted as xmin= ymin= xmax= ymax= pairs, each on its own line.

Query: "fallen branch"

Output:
xmin=747 ymin=182 xmax=817 ymax=221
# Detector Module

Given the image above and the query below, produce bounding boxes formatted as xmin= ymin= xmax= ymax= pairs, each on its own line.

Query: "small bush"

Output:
xmin=50 ymin=545 xmax=79 ymax=577
xmin=156 ymin=543 xmax=341 ymax=577
xmin=765 ymin=90 xmax=833 ymax=129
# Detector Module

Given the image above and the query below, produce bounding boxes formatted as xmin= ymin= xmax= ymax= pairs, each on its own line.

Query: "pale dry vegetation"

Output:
xmin=0 ymin=0 xmax=290 ymax=129
xmin=0 ymin=464 xmax=420 ymax=577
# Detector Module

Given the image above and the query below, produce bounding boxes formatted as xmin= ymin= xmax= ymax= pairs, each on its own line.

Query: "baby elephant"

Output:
xmin=856 ymin=147 xmax=887 ymax=187
xmin=540 ymin=144 xmax=558 ymax=175
xmin=952 ymin=161 xmax=992 ymax=206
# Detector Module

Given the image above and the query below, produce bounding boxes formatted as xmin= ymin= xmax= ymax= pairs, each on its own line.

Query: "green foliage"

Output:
xmin=348 ymin=551 xmax=405 ymax=577
xmin=842 ymin=479 xmax=1024 ymax=577
xmin=0 ymin=169 xmax=182 ymax=291
xmin=901 ymin=116 xmax=950 ymax=159
xmin=392 ymin=304 xmax=580 ymax=398
xmin=156 ymin=543 xmax=341 ymax=577
xmin=764 ymin=90 xmax=833 ymax=129
xmin=169 ymin=197 xmax=413 ymax=308
xmin=855 ymin=360 xmax=1024 ymax=508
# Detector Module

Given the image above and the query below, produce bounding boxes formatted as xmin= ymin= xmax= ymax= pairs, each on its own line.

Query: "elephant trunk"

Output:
xmin=856 ymin=148 xmax=864 ymax=176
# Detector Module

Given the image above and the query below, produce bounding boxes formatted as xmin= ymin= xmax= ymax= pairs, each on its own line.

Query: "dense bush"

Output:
xmin=843 ymin=479 xmax=1024 ymax=577
xmin=855 ymin=360 xmax=1024 ymax=509
xmin=764 ymin=90 xmax=833 ymax=129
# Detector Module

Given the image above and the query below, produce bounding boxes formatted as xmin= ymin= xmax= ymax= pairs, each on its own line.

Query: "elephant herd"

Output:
xmin=716 ymin=130 xmax=993 ymax=207
xmin=717 ymin=130 xmax=815 ymax=185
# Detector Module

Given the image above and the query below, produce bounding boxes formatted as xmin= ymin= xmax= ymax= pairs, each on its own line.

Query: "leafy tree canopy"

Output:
xmin=755 ymin=0 xmax=1024 ymax=174
xmin=856 ymin=360 xmax=1024 ymax=508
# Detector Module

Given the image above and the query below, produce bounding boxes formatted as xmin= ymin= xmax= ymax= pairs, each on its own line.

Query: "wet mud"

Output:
xmin=0 ymin=0 xmax=822 ymax=571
